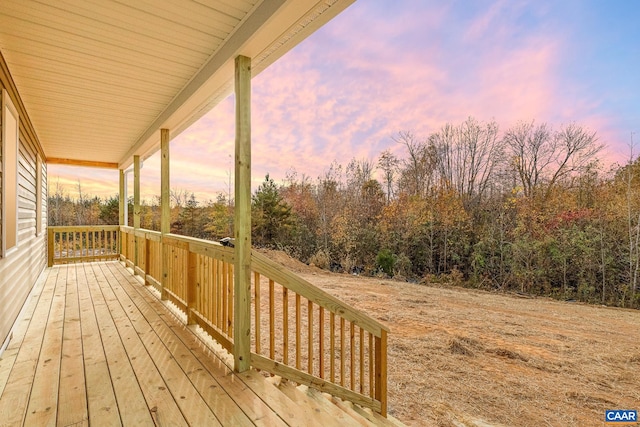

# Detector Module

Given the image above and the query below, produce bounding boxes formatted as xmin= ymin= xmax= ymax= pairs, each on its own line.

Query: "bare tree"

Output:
xmin=315 ymin=162 xmax=343 ymax=251
xmin=378 ymin=149 xmax=399 ymax=203
xmin=394 ymin=131 xmax=437 ymax=197
xmin=503 ymin=121 xmax=601 ymax=199
xmin=431 ymin=117 xmax=503 ymax=208
xmin=170 ymin=188 xmax=189 ymax=208
xmin=346 ymin=158 xmax=375 ymax=199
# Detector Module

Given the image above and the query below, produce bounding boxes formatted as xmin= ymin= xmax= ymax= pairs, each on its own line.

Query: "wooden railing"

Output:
xmin=250 ymin=251 xmax=388 ymax=414
xmin=120 ymin=227 xmax=237 ymax=353
xmin=48 ymin=225 xmax=120 ymax=266
xmin=106 ymin=226 xmax=388 ymax=415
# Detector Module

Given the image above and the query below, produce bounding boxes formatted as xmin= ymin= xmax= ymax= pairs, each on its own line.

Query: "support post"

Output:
xmin=375 ymin=330 xmax=388 ymax=417
xmin=160 ymin=129 xmax=170 ymax=300
xmin=119 ymin=169 xmax=125 ymax=255
xmin=133 ymin=155 xmax=141 ymax=271
xmin=161 ymin=129 xmax=170 ymax=235
xmin=233 ymin=55 xmax=251 ymax=373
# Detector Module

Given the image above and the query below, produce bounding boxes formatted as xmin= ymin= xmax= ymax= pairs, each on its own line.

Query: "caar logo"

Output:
xmin=605 ymin=410 xmax=637 ymax=424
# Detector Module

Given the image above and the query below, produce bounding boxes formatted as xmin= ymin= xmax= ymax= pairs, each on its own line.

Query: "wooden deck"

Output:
xmin=0 ymin=261 xmax=399 ymax=427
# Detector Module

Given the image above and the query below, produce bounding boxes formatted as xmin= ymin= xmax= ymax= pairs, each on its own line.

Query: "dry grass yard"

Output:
xmin=263 ymin=250 xmax=640 ymax=427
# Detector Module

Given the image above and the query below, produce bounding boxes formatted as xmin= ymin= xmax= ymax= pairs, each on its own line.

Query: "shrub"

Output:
xmin=394 ymin=253 xmax=412 ymax=278
xmin=376 ymin=249 xmax=396 ymax=276
xmin=309 ymin=249 xmax=330 ymax=270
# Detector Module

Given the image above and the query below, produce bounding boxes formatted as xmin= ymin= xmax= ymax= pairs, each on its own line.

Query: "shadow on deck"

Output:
xmin=0 ymin=261 xmax=402 ymax=426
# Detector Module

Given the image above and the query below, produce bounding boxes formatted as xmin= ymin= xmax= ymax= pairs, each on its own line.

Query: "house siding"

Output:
xmin=0 ymin=50 xmax=47 ymax=349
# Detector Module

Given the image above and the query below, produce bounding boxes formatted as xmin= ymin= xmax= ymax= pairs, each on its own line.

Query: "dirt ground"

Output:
xmin=263 ymin=250 xmax=640 ymax=427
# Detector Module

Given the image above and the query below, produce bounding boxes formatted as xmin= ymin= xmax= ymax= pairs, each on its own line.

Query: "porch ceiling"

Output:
xmin=0 ymin=0 xmax=354 ymax=169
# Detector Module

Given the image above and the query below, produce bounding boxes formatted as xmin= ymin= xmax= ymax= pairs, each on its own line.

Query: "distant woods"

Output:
xmin=49 ymin=117 xmax=640 ymax=308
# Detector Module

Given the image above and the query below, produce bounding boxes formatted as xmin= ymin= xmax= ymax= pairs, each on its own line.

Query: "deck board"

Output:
xmin=76 ymin=263 xmax=123 ymax=427
xmin=0 ymin=261 xmax=393 ymax=427
xmin=86 ymin=263 xmax=186 ymax=427
xmin=57 ymin=263 xmax=88 ymax=427
xmin=0 ymin=267 xmax=58 ymax=426
xmin=0 ymin=262 xmax=299 ymax=427
xmin=0 ymin=266 xmax=48 ymax=397
xmin=24 ymin=265 xmax=66 ymax=425
xmin=95 ymin=262 xmax=219 ymax=427
xmin=83 ymin=263 xmax=153 ymax=426
xmin=102 ymin=262 xmax=258 ymax=427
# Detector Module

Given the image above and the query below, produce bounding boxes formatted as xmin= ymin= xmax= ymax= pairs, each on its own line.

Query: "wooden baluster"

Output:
xmin=187 ymin=251 xmax=197 ymax=325
xmin=330 ymin=312 xmax=335 ymax=382
xmin=359 ymin=328 xmax=365 ymax=393
xmin=269 ymin=279 xmax=275 ymax=360
xmin=209 ymin=257 xmax=215 ymax=315
xmin=307 ymin=300 xmax=313 ymax=374
xmin=283 ymin=286 xmax=288 ymax=364
xmin=144 ymin=236 xmax=151 ymax=281
xmin=295 ymin=294 xmax=301 ymax=370
xmin=350 ymin=321 xmax=355 ymax=390
xmin=209 ymin=257 xmax=214 ymax=319
xmin=213 ymin=259 xmax=219 ymax=329
xmin=218 ymin=260 xmax=224 ymax=330
xmin=222 ymin=261 xmax=228 ymax=334
xmin=340 ymin=317 xmax=345 ymax=387
xmin=254 ymin=272 xmax=261 ymax=354
xmin=228 ymin=263 xmax=234 ymax=336
xmin=319 ymin=307 xmax=324 ymax=379
xmin=369 ymin=332 xmax=374 ymax=397
xmin=196 ymin=256 xmax=211 ymax=319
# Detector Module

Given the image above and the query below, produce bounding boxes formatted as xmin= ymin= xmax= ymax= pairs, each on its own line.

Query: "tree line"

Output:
xmin=49 ymin=117 xmax=640 ymax=308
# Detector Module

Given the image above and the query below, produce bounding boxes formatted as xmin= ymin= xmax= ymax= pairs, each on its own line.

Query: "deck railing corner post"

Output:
xmin=375 ymin=330 xmax=388 ymax=417
xmin=47 ymin=227 xmax=54 ymax=267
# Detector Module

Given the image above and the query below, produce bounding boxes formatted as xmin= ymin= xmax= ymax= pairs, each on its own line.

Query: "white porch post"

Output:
xmin=160 ymin=128 xmax=170 ymax=300
xmin=234 ymin=55 xmax=251 ymax=372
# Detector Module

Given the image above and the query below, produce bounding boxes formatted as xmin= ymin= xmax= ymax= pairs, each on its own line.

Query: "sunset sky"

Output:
xmin=48 ymin=0 xmax=640 ymax=202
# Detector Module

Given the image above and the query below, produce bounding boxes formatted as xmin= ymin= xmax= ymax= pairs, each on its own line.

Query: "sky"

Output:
xmin=48 ymin=0 xmax=640 ymax=202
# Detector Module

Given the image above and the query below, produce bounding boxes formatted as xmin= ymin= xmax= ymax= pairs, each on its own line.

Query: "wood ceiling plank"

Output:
xmin=0 ymin=14 xmax=209 ymax=67
xmin=3 ymin=0 xmax=227 ymax=50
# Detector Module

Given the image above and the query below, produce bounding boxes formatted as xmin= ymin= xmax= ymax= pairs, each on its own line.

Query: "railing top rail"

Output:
xmin=49 ymin=225 xmax=120 ymax=232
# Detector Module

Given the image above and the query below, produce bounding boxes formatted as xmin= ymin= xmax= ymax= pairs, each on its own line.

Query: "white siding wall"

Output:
xmin=0 ymin=50 xmax=47 ymax=348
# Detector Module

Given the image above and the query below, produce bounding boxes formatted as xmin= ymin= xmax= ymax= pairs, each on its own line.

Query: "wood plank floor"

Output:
xmin=0 ymin=261 xmax=325 ymax=427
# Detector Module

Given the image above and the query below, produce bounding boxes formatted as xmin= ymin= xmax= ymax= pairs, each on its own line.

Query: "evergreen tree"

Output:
xmin=252 ymin=174 xmax=292 ymax=246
